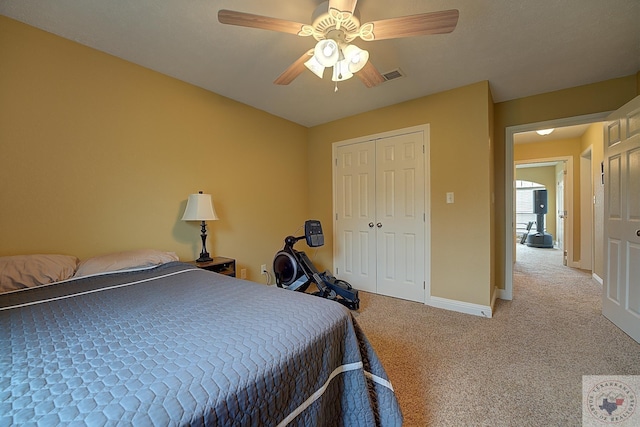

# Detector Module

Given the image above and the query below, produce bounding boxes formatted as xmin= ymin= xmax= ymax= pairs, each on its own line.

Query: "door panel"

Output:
xmin=606 ymin=238 xmax=620 ymax=302
xmin=629 ymin=243 xmax=640 ymax=316
xmin=375 ymin=133 xmax=425 ymax=302
xmin=335 ymin=141 xmax=376 ymax=292
xmin=603 ymin=95 xmax=640 ymax=344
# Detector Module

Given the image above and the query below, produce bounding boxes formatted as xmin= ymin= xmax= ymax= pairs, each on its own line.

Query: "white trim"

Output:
xmin=0 ymin=263 xmax=169 ymax=297
xmin=276 ymin=361 xmax=395 ymax=427
xmin=592 ymin=273 xmax=603 ymax=285
xmin=427 ymin=295 xmax=493 ymax=318
xmin=504 ymin=112 xmax=610 ymax=302
xmin=495 ymin=287 xmax=511 ymax=300
xmin=0 ymin=268 xmax=197 ymax=311
xmin=579 ymin=146 xmax=594 ymax=271
xmin=364 ymin=371 xmax=395 ymax=391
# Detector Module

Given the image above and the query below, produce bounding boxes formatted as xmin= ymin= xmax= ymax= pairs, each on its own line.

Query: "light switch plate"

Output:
xmin=446 ymin=192 xmax=454 ymax=204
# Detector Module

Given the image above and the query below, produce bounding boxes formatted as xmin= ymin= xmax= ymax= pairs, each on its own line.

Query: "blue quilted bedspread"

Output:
xmin=1 ymin=262 xmax=402 ymax=426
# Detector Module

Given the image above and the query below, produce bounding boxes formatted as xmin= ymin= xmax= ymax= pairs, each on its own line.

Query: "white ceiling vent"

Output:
xmin=381 ymin=68 xmax=405 ymax=82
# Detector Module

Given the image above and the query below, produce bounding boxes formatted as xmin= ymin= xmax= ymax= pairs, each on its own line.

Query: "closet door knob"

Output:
xmin=376 ymin=222 xmax=382 ymax=228
xmin=369 ymin=222 xmax=374 ymax=228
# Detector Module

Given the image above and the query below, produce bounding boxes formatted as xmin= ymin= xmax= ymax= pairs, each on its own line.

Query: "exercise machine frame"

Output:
xmin=273 ymin=220 xmax=360 ymax=310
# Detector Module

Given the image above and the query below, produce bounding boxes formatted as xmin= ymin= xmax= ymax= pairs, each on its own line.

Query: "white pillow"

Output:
xmin=74 ymin=249 xmax=179 ymax=278
xmin=0 ymin=254 xmax=79 ymax=293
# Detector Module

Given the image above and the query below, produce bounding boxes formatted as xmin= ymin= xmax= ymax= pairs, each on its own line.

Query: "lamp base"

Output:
xmin=196 ymin=254 xmax=213 ymax=263
xmin=196 ymin=220 xmax=213 ymax=263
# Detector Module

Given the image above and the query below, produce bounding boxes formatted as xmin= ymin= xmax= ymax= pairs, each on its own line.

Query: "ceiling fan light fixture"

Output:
xmin=314 ymin=39 xmax=339 ymax=67
xmin=219 ymin=4 xmax=459 ymax=89
xmin=304 ymin=55 xmax=326 ymax=78
xmin=342 ymin=44 xmax=368 ymax=73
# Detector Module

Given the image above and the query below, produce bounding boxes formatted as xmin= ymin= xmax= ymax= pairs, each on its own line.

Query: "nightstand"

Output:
xmin=190 ymin=256 xmax=236 ymax=277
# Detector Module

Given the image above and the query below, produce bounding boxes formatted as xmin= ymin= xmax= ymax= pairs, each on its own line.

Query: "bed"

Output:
xmin=0 ymin=251 xmax=403 ymax=426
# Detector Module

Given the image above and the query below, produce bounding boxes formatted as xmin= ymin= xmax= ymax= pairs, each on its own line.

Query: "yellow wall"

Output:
xmin=308 ymin=81 xmax=494 ymax=306
xmin=493 ymin=75 xmax=638 ymax=290
xmin=0 ymin=16 xmax=309 ymax=281
xmin=581 ymin=122 xmax=605 ymax=279
xmin=3 ymin=16 xmax=638 ymax=307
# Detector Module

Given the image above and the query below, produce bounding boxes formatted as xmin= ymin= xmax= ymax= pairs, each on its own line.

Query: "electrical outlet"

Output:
xmin=240 ymin=268 xmax=247 ymax=279
xmin=260 ymin=264 xmax=267 ymax=274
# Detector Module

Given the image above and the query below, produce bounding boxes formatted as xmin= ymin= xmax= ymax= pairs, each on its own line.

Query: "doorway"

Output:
xmin=514 ymin=159 xmax=571 ymax=266
xmin=502 ymin=112 xmax=609 ymax=300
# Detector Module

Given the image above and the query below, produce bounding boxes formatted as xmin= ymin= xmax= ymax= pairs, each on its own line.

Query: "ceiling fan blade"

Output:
xmin=274 ymin=50 xmax=314 ymax=85
xmin=361 ymin=9 xmax=459 ymax=41
xmin=356 ymin=61 xmax=385 ymax=88
xmin=218 ymin=10 xmax=309 ymax=36
xmin=328 ymin=0 xmax=358 ymax=16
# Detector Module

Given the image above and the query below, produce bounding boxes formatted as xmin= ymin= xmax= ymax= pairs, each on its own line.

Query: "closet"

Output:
xmin=333 ymin=127 xmax=428 ymax=303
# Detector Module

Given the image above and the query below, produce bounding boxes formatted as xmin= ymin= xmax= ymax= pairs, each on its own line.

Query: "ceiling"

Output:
xmin=1 ymin=0 xmax=639 ymax=127
xmin=514 ymin=123 xmax=595 ymax=145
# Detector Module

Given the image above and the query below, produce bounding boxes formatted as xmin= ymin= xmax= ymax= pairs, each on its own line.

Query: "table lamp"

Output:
xmin=182 ymin=191 xmax=219 ymax=262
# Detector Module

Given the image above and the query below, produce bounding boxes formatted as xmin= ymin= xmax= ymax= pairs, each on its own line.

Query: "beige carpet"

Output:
xmin=353 ymin=244 xmax=640 ymax=426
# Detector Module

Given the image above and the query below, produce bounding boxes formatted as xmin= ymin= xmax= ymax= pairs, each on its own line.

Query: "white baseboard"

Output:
xmin=428 ymin=296 xmax=493 ymax=318
xmin=592 ymin=273 xmax=603 ymax=285
xmin=496 ymin=287 xmax=512 ymax=301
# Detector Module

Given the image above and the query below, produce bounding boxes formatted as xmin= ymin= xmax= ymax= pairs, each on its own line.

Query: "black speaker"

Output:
xmin=533 ymin=189 xmax=548 ymax=214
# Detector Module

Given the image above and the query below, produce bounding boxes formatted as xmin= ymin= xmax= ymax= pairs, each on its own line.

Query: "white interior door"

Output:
xmin=603 ymin=95 xmax=640 ymax=344
xmin=335 ymin=141 xmax=377 ymax=293
xmin=334 ymin=131 xmax=426 ymax=302
xmin=375 ymin=133 xmax=425 ymax=302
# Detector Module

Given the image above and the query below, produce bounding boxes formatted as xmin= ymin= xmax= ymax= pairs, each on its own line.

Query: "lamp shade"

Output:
xmin=304 ymin=55 xmax=326 ymax=79
xmin=332 ymin=59 xmax=353 ymax=82
xmin=342 ymin=44 xmax=369 ymax=73
xmin=314 ymin=39 xmax=339 ymax=67
xmin=182 ymin=192 xmax=219 ymax=221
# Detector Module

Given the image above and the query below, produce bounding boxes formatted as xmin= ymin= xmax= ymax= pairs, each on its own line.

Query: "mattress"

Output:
xmin=1 ymin=262 xmax=402 ymax=426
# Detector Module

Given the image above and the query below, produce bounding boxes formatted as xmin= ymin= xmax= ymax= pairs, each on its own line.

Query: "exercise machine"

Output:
xmin=273 ymin=220 xmax=360 ymax=310
xmin=525 ymin=189 xmax=554 ymax=248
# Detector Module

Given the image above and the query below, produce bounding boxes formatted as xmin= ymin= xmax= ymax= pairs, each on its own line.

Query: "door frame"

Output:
xmin=514 ymin=157 xmax=572 ymax=263
xmin=580 ymin=146 xmax=594 ymax=271
xmin=332 ymin=123 xmax=431 ymax=302
xmin=556 ymin=163 xmax=566 ymax=256
xmin=502 ymin=112 xmax=609 ymax=300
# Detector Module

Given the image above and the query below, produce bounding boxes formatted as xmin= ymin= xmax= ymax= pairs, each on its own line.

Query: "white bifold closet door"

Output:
xmin=335 ymin=131 xmax=425 ymax=303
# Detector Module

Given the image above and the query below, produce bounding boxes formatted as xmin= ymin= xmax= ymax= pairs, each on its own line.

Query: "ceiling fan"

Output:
xmin=218 ymin=0 xmax=459 ymax=89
